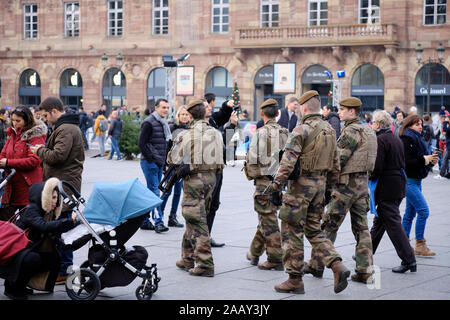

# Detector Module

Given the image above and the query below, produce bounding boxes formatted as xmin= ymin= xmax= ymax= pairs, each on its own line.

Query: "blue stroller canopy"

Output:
xmin=82 ymin=178 xmax=162 ymax=226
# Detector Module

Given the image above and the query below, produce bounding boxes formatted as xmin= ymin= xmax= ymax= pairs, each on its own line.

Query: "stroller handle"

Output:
xmin=58 ymin=180 xmax=83 ymax=209
xmin=0 ymin=168 xmax=16 ymax=189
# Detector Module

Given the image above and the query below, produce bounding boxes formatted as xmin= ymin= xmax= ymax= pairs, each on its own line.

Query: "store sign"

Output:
xmin=255 ymin=66 xmax=274 ymax=85
xmin=415 ymin=85 xmax=450 ymax=96
xmin=302 ymin=65 xmax=331 ymax=84
xmin=351 ymin=86 xmax=384 ymax=96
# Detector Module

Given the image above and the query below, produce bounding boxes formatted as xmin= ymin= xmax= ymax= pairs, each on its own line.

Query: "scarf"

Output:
xmin=402 ymin=128 xmax=430 ymax=157
xmin=152 ymin=111 xmax=172 ymax=142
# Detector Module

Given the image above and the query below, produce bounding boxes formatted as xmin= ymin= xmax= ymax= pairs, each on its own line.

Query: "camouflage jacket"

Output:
xmin=166 ymin=119 xmax=224 ymax=173
xmin=337 ymin=117 xmax=377 ymax=177
xmin=245 ymin=119 xmax=288 ymax=178
xmin=273 ymin=114 xmax=339 ymax=191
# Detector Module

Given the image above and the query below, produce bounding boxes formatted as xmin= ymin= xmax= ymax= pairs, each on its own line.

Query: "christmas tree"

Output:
xmin=231 ymin=81 xmax=241 ymax=115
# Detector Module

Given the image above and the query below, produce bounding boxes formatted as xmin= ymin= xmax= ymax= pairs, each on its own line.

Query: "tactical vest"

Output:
xmin=299 ymin=119 xmax=336 ymax=172
xmin=244 ymin=121 xmax=288 ymax=179
xmin=340 ymin=122 xmax=377 ymax=175
xmin=189 ymin=120 xmax=224 ymax=174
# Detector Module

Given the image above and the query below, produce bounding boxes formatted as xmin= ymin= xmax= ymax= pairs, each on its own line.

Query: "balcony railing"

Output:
xmin=234 ymin=23 xmax=398 ymax=48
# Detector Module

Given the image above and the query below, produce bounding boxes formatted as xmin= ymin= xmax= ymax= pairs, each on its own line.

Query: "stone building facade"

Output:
xmin=0 ymin=0 xmax=449 ymax=120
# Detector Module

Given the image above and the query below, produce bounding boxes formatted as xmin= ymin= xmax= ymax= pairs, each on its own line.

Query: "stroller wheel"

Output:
xmin=66 ymin=268 xmax=101 ymax=301
xmin=135 ymin=284 xmax=154 ymax=300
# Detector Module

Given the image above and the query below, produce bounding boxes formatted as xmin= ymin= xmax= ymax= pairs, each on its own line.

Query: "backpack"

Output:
xmin=85 ymin=116 xmax=94 ymax=129
xmin=99 ymin=119 xmax=108 ymax=132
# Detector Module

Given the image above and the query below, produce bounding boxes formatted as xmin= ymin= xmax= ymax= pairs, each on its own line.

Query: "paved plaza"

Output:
xmin=1 ymin=146 xmax=450 ymax=301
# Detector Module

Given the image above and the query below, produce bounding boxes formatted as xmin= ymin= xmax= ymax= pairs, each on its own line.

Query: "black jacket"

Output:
xmin=400 ymin=134 xmax=432 ymax=180
xmin=138 ymin=114 xmax=168 ymax=167
xmin=0 ymin=181 xmax=75 ymax=287
xmin=324 ymin=112 xmax=341 ymax=139
xmin=370 ymin=129 xmax=406 ymax=202
xmin=277 ymin=108 xmax=297 ymax=132
xmin=209 ymin=100 xmax=233 ymax=130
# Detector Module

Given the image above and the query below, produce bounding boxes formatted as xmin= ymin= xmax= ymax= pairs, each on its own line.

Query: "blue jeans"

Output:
xmin=402 ymin=178 xmax=429 ymax=240
xmin=140 ymin=160 xmax=164 ymax=226
xmin=159 ymin=169 xmax=182 ymax=219
xmin=109 ymin=136 xmax=122 ymax=160
xmin=81 ymin=129 xmax=89 ymax=150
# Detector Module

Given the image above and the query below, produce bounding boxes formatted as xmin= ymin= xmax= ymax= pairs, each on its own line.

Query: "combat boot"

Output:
xmin=331 ymin=260 xmax=350 ymax=294
xmin=274 ymin=274 xmax=305 ymax=294
xmin=302 ymin=264 xmax=324 ymax=278
xmin=351 ymin=272 xmax=373 ymax=284
xmin=257 ymin=261 xmax=284 ymax=271
xmin=176 ymin=260 xmax=194 ymax=271
xmin=414 ymin=239 xmax=435 ymax=256
xmin=188 ymin=267 xmax=214 ymax=277
xmin=246 ymin=252 xmax=259 ymax=266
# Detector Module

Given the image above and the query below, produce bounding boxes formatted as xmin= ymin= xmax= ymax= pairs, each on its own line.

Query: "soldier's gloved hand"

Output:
xmin=270 ymin=191 xmax=283 ymax=206
xmin=176 ymin=164 xmax=191 ymax=180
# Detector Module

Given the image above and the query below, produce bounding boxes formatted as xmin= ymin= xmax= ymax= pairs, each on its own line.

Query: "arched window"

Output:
xmin=351 ymin=64 xmax=384 ymax=112
xmin=19 ymin=69 xmax=41 ymax=107
xmin=60 ymin=68 xmax=83 ymax=110
xmin=102 ymin=67 xmax=126 ymax=114
xmin=415 ymin=63 xmax=450 ymax=113
xmin=301 ymin=64 xmax=332 ymax=107
xmin=254 ymin=65 xmax=284 ymax=121
xmin=205 ymin=66 xmax=233 ymax=109
xmin=147 ymin=67 xmax=166 ymax=111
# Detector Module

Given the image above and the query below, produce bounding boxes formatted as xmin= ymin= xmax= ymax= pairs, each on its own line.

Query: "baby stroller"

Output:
xmin=58 ymin=178 xmax=163 ymax=300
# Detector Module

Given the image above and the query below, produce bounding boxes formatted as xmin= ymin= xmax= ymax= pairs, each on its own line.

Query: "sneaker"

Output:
xmin=140 ymin=220 xmax=155 ymax=230
xmin=155 ymin=224 xmax=169 ymax=233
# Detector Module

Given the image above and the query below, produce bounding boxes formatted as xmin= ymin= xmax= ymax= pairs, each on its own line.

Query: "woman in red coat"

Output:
xmin=0 ymin=106 xmax=47 ymax=212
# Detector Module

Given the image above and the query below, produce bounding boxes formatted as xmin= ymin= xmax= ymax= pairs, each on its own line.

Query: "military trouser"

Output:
xmin=180 ymin=172 xmax=217 ymax=270
xmin=249 ymin=177 xmax=282 ymax=263
xmin=279 ymin=172 xmax=342 ymax=276
xmin=317 ymin=173 xmax=373 ymax=274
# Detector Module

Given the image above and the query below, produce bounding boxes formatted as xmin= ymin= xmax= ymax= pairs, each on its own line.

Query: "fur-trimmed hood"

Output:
xmin=28 ymin=177 xmax=63 ymax=219
xmin=20 ymin=120 xmax=48 ymax=141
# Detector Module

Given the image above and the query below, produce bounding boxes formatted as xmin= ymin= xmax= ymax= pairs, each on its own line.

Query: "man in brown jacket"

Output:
xmin=30 ymin=96 xmax=85 ymax=284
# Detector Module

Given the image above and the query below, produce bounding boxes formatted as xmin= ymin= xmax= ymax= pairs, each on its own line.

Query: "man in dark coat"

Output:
xmin=369 ymin=110 xmax=416 ymax=273
xmin=256 ymin=96 xmax=299 ymax=132
xmin=322 ymin=104 xmax=341 ymax=139
xmin=204 ymin=93 xmax=234 ymax=247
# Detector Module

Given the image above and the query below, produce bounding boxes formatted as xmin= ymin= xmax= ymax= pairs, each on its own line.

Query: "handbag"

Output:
xmin=0 ymin=208 xmax=30 ymax=266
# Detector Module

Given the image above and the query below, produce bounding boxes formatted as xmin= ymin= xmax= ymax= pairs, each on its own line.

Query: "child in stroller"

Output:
xmin=59 ymin=179 xmax=162 ymax=300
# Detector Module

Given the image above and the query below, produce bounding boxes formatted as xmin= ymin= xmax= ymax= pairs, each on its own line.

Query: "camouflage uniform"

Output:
xmin=167 ymin=118 xmax=224 ymax=271
xmin=311 ymin=117 xmax=376 ymax=274
xmin=272 ymin=114 xmax=342 ymax=276
xmin=246 ymin=120 xmax=288 ymax=263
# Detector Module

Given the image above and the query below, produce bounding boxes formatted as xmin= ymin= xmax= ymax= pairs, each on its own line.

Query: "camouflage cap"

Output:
xmin=260 ymin=98 xmax=278 ymax=109
xmin=298 ymin=90 xmax=319 ymax=105
xmin=186 ymin=99 xmax=205 ymax=111
xmin=339 ymin=97 xmax=362 ymax=108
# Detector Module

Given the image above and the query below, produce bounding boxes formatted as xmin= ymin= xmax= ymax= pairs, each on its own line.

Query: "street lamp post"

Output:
xmin=415 ymin=43 xmax=445 ymax=114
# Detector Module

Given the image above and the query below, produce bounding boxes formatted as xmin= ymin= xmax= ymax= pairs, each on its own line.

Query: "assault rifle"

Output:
xmin=158 ymin=165 xmax=180 ymax=195
xmin=158 ymin=164 xmax=190 ymax=195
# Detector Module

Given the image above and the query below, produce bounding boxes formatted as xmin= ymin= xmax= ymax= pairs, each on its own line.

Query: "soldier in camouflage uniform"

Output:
xmin=267 ymin=91 xmax=351 ymax=294
xmin=167 ymin=100 xmax=224 ymax=277
xmin=305 ymin=97 xmax=377 ymax=284
xmin=244 ymin=99 xmax=289 ymax=271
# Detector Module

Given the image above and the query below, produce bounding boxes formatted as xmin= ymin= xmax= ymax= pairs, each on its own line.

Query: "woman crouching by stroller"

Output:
xmin=0 ymin=106 xmax=47 ymax=220
xmin=0 ymin=178 xmax=78 ymax=300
